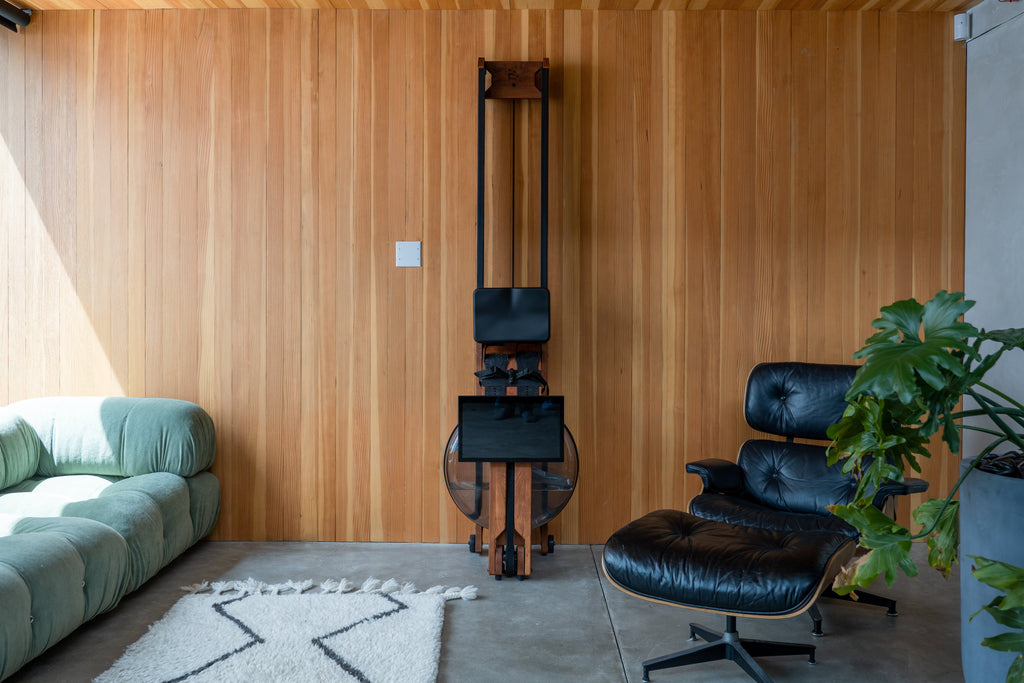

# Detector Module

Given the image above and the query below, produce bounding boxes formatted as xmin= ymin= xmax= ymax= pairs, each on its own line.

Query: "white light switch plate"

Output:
xmin=396 ymin=241 xmax=421 ymax=268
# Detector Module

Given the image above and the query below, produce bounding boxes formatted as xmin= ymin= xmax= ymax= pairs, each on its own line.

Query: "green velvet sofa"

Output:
xmin=0 ymin=397 xmax=220 ymax=680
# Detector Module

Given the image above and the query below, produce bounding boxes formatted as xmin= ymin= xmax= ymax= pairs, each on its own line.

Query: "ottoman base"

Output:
xmin=642 ymin=615 xmax=815 ymax=683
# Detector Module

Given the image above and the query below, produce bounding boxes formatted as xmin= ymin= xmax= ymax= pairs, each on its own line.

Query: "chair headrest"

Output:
xmin=744 ymin=362 xmax=858 ymax=440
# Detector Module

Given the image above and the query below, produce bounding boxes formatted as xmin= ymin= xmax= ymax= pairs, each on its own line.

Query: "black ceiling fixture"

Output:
xmin=0 ymin=0 xmax=31 ymax=33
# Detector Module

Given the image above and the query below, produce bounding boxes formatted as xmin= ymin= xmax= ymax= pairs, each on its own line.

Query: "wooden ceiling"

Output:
xmin=19 ymin=0 xmax=983 ymax=15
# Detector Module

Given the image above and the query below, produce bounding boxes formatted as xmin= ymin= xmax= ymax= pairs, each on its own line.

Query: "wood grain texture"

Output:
xmin=19 ymin=0 xmax=985 ymax=12
xmin=0 ymin=9 xmax=965 ymax=543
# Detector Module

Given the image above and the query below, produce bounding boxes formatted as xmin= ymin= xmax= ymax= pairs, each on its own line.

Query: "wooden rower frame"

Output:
xmin=469 ymin=58 xmax=554 ymax=580
xmin=468 ymin=343 xmax=555 ymax=580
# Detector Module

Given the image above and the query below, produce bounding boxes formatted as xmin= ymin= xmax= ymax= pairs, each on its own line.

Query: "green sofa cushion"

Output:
xmin=186 ymin=471 xmax=222 ymax=543
xmin=9 ymin=397 xmax=215 ymax=478
xmin=5 ymin=517 xmax=130 ymax=621
xmin=0 ymin=474 xmax=116 ymax=500
xmin=0 ymin=563 xmax=31 ymax=681
xmin=0 ymin=472 xmax=198 ymax=594
xmin=0 ymin=396 xmax=221 ymax=681
xmin=100 ymin=473 xmax=193 ymax=567
xmin=0 ymin=408 xmax=41 ymax=490
xmin=0 ymin=533 xmax=89 ymax=662
xmin=0 ymin=476 xmax=117 ymax=520
xmin=60 ymin=489 xmax=166 ymax=593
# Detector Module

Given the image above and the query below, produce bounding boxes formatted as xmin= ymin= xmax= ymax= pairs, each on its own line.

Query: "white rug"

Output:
xmin=95 ymin=578 xmax=477 ymax=683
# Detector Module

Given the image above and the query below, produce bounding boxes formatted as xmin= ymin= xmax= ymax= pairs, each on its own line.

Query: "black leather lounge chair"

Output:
xmin=602 ymin=362 xmax=927 ymax=682
xmin=688 ymin=362 xmax=928 ymax=621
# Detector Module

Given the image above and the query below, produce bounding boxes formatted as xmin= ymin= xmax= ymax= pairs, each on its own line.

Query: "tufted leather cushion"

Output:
xmin=602 ymin=509 xmax=851 ymax=618
xmin=689 ymin=494 xmax=858 ymax=537
xmin=604 ymin=510 xmax=855 ymax=616
xmin=736 ymin=440 xmax=859 ymax=514
xmin=744 ymin=362 xmax=857 ymax=440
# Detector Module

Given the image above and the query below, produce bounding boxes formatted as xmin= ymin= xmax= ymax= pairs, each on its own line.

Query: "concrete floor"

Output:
xmin=10 ymin=542 xmax=962 ymax=682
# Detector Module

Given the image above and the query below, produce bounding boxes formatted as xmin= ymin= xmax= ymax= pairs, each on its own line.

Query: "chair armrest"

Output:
xmin=685 ymin=459 xmax=746 ymax=495
xmin=870 ymin=477 xmax=929 ymax=509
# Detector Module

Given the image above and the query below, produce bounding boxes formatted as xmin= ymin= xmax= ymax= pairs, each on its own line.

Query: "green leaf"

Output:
xmin=827 ymin=395 xmax=930 ymax=507
xmin=847 ymin=291 xmax=977 ymax=405
xmin=973 ymin=558 xmax=1024 ymax=593
xmin=981 ymin=328 xmax=1024 ymax=350
xmin=829 ymin=503 xmax=916 ymax=588
xmin=970 ymin=557 xmax=1024 ymax=683
xmin=1008 ymin=654 xmax=1024 ymax=683
xmin=913 ymin=498 xmax=960 ymax=577
xmin=972 ymin=557 xmax=1024 ymax=611
xmin=981 ymin=632 xmax=1024 ymax=655
xmin=975 ymin=603 xmax=1024 ymax=630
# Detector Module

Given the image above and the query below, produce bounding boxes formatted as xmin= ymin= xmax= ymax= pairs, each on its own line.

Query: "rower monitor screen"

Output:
xmin=457 ymin=395 xmax=564 ymax=463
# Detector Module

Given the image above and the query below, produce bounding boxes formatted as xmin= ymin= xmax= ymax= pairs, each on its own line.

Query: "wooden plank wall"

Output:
xmin=0 ymin=9 xmax=965 ymax=543
xmin=24 ymin=0 xmax=983 ymax=17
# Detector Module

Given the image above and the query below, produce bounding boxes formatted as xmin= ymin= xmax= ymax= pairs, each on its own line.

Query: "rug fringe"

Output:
xmin=181 ymin=577 xmax=478 ymax=601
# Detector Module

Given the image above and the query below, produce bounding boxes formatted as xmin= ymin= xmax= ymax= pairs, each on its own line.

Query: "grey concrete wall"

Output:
xmin=963 ymin=0 xmax=1024 ymax=458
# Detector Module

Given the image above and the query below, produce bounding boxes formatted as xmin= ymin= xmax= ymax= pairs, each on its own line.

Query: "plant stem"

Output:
xmin=907 ymin=442 xmax=1002 ymax=541
xmin=964 ymin=387 xmax=1024 ymax=452
xmin=978 ymin=381 xmax=1024 ymax=413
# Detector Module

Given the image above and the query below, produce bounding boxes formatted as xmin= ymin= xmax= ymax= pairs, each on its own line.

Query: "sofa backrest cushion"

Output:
xmin=0 ymin=408 xmax=42 ymax=490
xmin=8 ymin=397 xmax=215 ymax=478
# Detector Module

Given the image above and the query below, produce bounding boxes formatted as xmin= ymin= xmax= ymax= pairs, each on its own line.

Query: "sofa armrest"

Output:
xmin=870 ymin=477 xmax=929 ymax=509
xmin=685 ymin=459 xmax=746 ymax=495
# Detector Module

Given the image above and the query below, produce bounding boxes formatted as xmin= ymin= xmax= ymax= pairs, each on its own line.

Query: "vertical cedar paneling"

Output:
xmin=0 ymin=22 xmax=23 ymax=406
xmin=368 ymin=8 xmax=389 ymax=540
xmin=0 ymin=9 xmax=966 ymax=544
xmin=825 ymin=12 xmax=860 ymax=361
xmin=756 ymin=12 xmax=793 ymax=361
xmin=627 ymin=10 xmax=652 ymax=520
xmin=556 ymin=9 xmax=583 ymax=539
xmin=719 ymin=9 xmax=757 ymax=469
xmin=794 ymin=11 xmax=828 ymax=360
xmin=316 ymin=8 xmax=339 ymax=541
xmin=36 ymin=14 xmax=61 ymax=397
xmin=6 ymin=0 xmax=987 ymax=13
xmin=401 ymin=10 xmax=426 ymax=542
xmin=21 ymin=13 xmax=45 ymax=399
xmin=125 ymin=12 xmax=148 ymax=398
xmin=348 ymin=9 xmax=376 ymax=544
xmin=682 ymin=10 xmax=721 ymax=510
xmin=0 ymin=32 xmax=8 ymax=406
xmin=662 ymin=11 xmax=687 ymax=508
xmin=209 ymin=9 xmax=234 ymax=540
xmin=266 ymin=9 xmax=302 ymax=540
xmin=177 ymin=11 xmax=202 ymax=407
xmin=228 ymin=9 xmax=269 ymax=542
xmin=158 ymin=10 xmax=181 ymax=401
xmin=298 ymin=10 xmax=321 ymax=541
xmin=56 ymin=12 xmax=82 ymax=394
xmin=590 ymin=9 xmax=623 ymax=541
xmin=421 ymin=10 xmax=444 ymax=541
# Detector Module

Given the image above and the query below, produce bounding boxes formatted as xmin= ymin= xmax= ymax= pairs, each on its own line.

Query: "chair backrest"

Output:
xmin=739 ymin=362 xmax=859 ymax=514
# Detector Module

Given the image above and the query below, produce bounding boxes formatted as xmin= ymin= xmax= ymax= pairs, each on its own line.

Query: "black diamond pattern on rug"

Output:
xmin=312 ymin=593 xmax=409 ymax=683
xmin=158 ymin=592 xmax=412 ymax=683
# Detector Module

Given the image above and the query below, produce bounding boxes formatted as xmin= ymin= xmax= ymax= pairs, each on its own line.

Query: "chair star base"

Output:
xmin=642 ymin=615 xmax=815 ymax=683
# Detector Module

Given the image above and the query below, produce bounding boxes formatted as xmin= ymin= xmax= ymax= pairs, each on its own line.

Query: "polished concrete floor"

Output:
xmin=10 ymin=542 xmax=962 ymax=682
